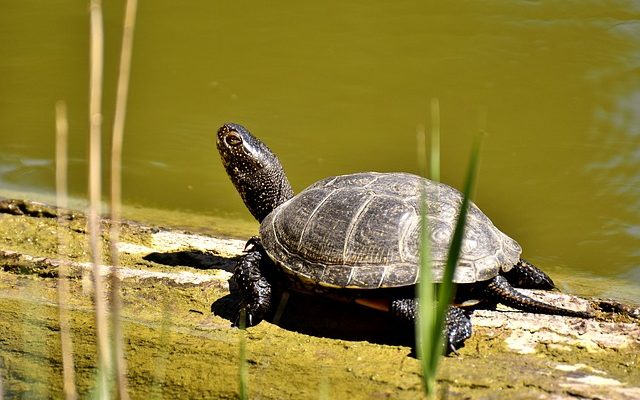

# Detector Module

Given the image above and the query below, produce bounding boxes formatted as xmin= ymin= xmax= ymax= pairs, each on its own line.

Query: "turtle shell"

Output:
xmin=260 ymin=172 xmax=522 ymax=289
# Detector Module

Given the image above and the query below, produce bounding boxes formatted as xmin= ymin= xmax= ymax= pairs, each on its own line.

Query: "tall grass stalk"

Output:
xmin=108 ymin=0 xmax=138 ymax=398
xmin=430 ymin=133 xmax=483 ymax=360
xmin=429 ymin=98 xmax=441 ymax=182
xmin=417 ymin=105 xmax=484 ymax=397
xmin=416 ymin=181 xmax=436 ymax=396
xmin=89 ymin=0 xmax=112 ymax=396
xmin=55 ymin=100 xmax=78 ymax=400
xmin=149 ymin=309 xmax=172 ymax=399
xmin=416 ymin=99 xmax=442 ymax=396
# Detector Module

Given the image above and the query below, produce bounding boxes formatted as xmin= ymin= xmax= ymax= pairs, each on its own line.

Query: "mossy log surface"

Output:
xmin=0 ymin=199 xmax=638 ymax=399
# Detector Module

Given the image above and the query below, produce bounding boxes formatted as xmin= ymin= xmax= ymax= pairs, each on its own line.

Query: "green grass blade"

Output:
xmin=429 ymin=133 xmax=484 ymax=372
xmin=430 ymin=98 xmax=441 ymax=182
xmin=238 ymin=310 xmax=248 ymax=400
xmin=417 ymin=185 xmax=436 ymax=395
xmin=416 ymin=100 xmax=441 ymax=396
xmin=417 ymin=125 xmax=484 ymax=397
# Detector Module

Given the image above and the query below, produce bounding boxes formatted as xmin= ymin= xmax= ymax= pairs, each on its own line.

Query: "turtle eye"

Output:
xmin=225 ymin=131 xmax=243 ymax=147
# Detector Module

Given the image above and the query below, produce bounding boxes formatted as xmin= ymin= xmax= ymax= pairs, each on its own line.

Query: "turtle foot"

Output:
xmin=233 ymin=302 xmax=269 ymax=328
xmin=445 ymin=306 xmax=472 ymax=352
xmin=390 ymin=299 xmax=472 ymax=353
xmin=231 ymin=239 xmax=273 ymax=328
xmin=503 ymin=259 xmax=555 ymax=290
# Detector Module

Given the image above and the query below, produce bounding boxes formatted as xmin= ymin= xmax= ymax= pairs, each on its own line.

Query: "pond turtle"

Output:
xmin=216 ymin=123 xmax=591 ymax=350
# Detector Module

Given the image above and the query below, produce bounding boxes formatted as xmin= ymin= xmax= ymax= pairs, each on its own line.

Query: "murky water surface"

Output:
xmin=1 ymin=1 xmax=638 ymax=301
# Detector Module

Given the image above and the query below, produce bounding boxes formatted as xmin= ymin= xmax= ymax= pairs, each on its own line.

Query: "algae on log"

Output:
xmin=0 ymin=199 xmax=639 ymax=399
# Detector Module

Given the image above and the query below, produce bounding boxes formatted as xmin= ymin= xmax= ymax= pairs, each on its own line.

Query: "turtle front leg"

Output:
xmin=502 ymin=259 xmax=555 ymax=290
xmin=231 ymin=237 xmax=273 ymax=327
xmin=390 ymin=299 xmax=472 ymax=352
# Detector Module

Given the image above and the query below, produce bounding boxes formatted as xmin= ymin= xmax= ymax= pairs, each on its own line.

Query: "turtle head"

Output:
xmin=217 ymin=123 xmax=294 ymax=222
xmin=217 ymin=123 xmax=273 ymax=174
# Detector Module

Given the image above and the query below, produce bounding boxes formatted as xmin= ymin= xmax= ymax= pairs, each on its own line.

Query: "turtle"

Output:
xmin=216 ymin=122 xmax=591 ymax=350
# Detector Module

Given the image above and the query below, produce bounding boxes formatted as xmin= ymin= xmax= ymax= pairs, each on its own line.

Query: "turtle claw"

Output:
xmin=233 ymin=304 xmax=265 ymax=329
xmin=233 ymin=309 xmax=245 ymax=329
xmin=233 ymin=309 xmax=256 ymax=329
xmin=244 ymin=236 xmax=261 ymax=252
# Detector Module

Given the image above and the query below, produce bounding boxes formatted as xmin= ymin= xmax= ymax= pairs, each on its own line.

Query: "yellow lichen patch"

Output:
xmin=1 ymin=200 xmax=639 ymax=399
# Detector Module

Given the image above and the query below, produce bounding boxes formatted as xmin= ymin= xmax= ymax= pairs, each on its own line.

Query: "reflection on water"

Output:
xmin=586 ymin=76 xmax=640 ymax=276
xmin=0 ymin=1 xmax=638 ymax=301
xmin=0 ymin=154 xmax=53 ymax=192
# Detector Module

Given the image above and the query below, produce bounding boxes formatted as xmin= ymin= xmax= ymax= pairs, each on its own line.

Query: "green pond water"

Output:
xmin=0 ymin=1 xmax=639 ymax=302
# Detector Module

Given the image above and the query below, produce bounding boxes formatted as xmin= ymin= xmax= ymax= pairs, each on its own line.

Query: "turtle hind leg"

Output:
xmin=503 ymin=259 xmax=555 ymax=290
xmin=231 ymin=237 xmax=274 ymax=327
xmin=486 ymin=275 xmax=591 ymax=318
xmin=390 ymin=299 xmax=472 ymax=352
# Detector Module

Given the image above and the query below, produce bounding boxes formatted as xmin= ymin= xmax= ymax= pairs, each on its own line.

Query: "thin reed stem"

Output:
xmin=416 ymin=124 xmax=428 ymax=178
xmin=417 ymin=99 xmax=443 ymax=397
xmin=0 ymin=348 xmax=3 ymax=398
xmin=417 ymin=181 xmax=436 ymax=396
xmin=109 ymin=0 xmax=138 ymax=398
xmin=238 ymin=311 xmax=248 ymax=400
xmin=89 ymin=0 xmax=112 ymax=395
xmin=55 ymin=101 xmax=78 ymax=400
xmin=417 ymin=100 xmax=484 ymax=398
xmin=430 ymin=98 xmax=440 ymax=182
xmin=426 ymin=134 xmax=484 ymax=387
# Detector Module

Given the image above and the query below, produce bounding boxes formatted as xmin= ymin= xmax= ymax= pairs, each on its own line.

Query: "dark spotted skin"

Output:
xmin=443 ymin=307 xmax=473 ymax=351
xmin=232 ymin=237 xmax=273 ymax=327
xmin=217 ymin=124 xmax=293 ymax=222
xmin=503 ymin=259 xmax=555 ymax=289
xmin=485 ymin=275 xmax=591 ymax=318
xmin=390 ymin=299 xmax=473 ymax=352
xmin=218 ymin=123 xmax=593 ymax=352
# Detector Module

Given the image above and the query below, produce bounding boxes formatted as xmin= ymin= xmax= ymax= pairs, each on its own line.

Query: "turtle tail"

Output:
xmin=486 ymin=275 xmax=592 ymax=318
